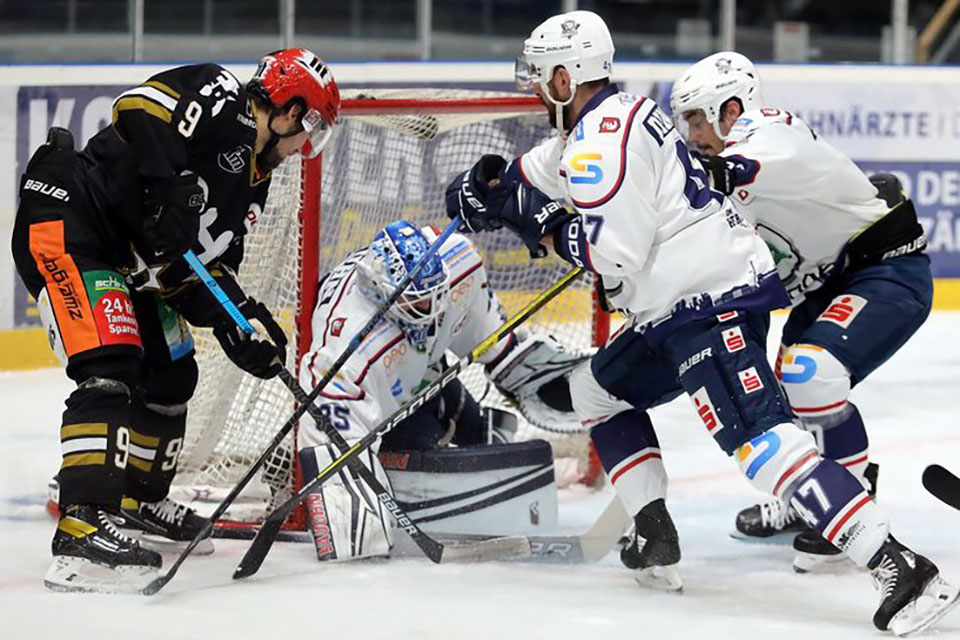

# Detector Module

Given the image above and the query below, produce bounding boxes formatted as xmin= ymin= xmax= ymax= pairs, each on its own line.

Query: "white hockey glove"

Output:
xmin=487 ymin=334 xmax=592 ymax=434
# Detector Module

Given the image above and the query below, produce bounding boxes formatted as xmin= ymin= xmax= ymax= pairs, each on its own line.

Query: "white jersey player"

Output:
xmin=297 ymin=219 xmax=585 ymax=562
xmin=446 ymin=11 xmax=956 ymax=634
xmin=671 ymin=52 xmax=932 ymax=571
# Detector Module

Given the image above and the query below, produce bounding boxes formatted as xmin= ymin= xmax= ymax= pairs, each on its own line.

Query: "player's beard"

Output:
xmin=542 ymin=95 xmax=574 ymax=134
xmin=256 ymin=134 xmax=285 ymax=175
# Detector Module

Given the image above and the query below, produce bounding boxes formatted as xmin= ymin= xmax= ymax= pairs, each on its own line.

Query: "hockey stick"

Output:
xmin=923 ymin=464 xmax=960 ymax=511
xmin=391 ymin=493 xmax=630 ymax=564
xmin=142 ymin=221 xmax=461 ymax=595
xmin=182 ymin=247 xmax=520 ymax=566
xmin=234 ymin=266 xmax=585 ymax=579
xmin=275 ymin=367 xmax=530 ymax=564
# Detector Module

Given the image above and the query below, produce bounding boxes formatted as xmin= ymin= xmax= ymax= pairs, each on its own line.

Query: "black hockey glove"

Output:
xmin=142 ymin=174 xmax=206 ymax=259
xmin=494 ymin=184 xmax=574 ymax=258
xmin=699 ymin=154 xmax=735 ymax=196
xmin=213 ymin=298 xmax=288 ymax=379
xmin=445 ymin=154 xmax=508 ymax=233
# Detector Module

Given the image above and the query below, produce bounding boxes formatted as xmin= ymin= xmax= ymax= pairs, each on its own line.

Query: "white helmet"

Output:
xmin=515 ymin=10 xmax=614 ymax=132
xmin=670 ymin=51 xmax=763 ymax=141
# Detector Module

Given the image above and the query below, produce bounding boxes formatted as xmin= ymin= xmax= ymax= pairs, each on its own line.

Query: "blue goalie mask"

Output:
xmin=357 ymin=221 xmax=450 ymax=350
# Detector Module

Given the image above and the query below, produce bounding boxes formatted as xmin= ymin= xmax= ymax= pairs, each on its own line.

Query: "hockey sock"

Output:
xmin=789 ymin=458 xmax=888 ymax=566
xmin=812 ymin=402 xmax=870 ymax=481
xmin=123 ymin=398 xmax=187 ymax=503
xmin=58 ymin=377 xmax=132 ymax=510
xmin=591 ymin=410 xmax=666 ymax=517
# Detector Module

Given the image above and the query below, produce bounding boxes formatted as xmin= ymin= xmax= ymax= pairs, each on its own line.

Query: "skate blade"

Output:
xmin=890 ymin=576 xmax=960 ymax=637
xmin=43 ymin=556 xmax=158 ymax=594
xmin=137 ymin=533 xmax=215 ymax=556
xmin=792 ymin=550 xmax=855 ymax=575
xmin=729 ymin=529 xmax=800 ymax=545
xmin=634 ymin=564 xmax=683 ymax=592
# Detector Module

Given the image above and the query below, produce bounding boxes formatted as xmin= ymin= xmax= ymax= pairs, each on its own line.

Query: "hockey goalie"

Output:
xmin=296 ymin=219 xmax=588 ymax=562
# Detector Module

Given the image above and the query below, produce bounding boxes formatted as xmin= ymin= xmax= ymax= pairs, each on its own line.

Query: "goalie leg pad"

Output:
xmin=298 ymin=444 xmax=394 ymax=562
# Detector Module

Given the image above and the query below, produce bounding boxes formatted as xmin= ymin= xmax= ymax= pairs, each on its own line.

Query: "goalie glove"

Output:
xmin=487 ymin=334 xmax=592 ymax=433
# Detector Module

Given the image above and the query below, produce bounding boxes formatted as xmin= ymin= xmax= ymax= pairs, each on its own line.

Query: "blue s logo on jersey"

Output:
xmin=391 ymin=378 xmax=403 ymax=398
xmin=569 ymin=153 xmax=604 ymax=184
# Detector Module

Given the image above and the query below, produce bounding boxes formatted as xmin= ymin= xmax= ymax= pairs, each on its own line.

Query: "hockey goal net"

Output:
xmin=172 ymin=90 xmax=609 ymax=528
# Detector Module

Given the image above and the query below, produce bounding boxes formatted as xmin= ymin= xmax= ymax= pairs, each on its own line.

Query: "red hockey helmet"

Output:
xmin=248 ymin=48 xmax=341 ymax=158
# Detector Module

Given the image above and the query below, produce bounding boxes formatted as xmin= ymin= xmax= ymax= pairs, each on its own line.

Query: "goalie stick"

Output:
xmin=391 ymin=494 xmax=630 ymax=564
xmin=143 ymin=220 xmax=461 ymax=596
xmin=234 ymin=267 xmax=586 ymax=580
xmin=179 ymin=248 xmax=523 ymax=566
xmin=275 ymin=367 xmax=530 ymax=564
xmin=923 ymin=464 xmax=960 ymax=511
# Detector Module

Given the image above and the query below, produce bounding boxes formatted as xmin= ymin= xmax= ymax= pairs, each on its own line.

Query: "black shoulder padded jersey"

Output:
xmin=77 ymin=63 xmax=271 ymax=291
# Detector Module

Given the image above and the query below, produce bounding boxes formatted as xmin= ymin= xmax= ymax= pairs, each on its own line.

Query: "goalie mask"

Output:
xmin=357 ymin=221 xmax=450 ymax=353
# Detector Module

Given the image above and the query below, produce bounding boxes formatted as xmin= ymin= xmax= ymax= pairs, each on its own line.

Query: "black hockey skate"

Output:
xmin=119 ymin=496 xmax=214 ymax=555
xmin=793 ymin=463 xmax=880 ymax=573
xmin=44 ymin=504 xmax=161 ymax=593
xmin=732 ymin=498 xmax=807 ymax=541
xmin=868 ymin=535 xmax=959 ymax=635
xmin=620 ymin=499 xmax=682 ymax=591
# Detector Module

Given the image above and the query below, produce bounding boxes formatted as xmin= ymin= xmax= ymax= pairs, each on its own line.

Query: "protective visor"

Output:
xmin=300 ymin=107 xmax=335 ymax=159
xmin=514 ymin=54 xmax=541 ymax=92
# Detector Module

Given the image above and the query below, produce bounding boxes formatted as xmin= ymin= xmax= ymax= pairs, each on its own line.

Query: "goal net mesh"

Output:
xmin=172 ymin=90 xmax=605 ymax=525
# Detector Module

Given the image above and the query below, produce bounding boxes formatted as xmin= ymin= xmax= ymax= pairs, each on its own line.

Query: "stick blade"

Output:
xmin=439 ymin=535 xmax=531 ymax=563
xmin=141 ymin=573 xmax=172 ymax=596
xmin=923 ymin=464 xmax=960 ymax=511
xmin=233 ymin=517 xmax=286 ymax=579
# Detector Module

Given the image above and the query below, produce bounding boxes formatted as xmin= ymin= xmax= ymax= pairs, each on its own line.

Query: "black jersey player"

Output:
xmin=11 ymin=48 xmax=340 ymax=592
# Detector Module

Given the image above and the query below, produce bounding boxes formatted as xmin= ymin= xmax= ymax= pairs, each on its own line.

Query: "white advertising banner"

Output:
xmin=1 ymin=62 xmax=959 ymax=332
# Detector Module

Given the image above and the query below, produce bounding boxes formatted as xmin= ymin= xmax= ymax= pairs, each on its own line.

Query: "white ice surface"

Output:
xmin=2 ymin=314 xmax=960 ymax=639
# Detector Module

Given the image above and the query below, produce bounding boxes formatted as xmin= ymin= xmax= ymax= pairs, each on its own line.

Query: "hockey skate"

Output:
xmin=619 ymin=499 xmax=682 ymax=592
xmin=731 ymin=497 xmax=807 ymax=541
xmin=793 ymin=463 xmax=880 ymax=573
xmin=868 ymin=535 xmax=960 ymax=636
xmin=119 ymin=496 xmax=214 ymax=555
xmin=44 ymin=504 xmax=161 ymax=593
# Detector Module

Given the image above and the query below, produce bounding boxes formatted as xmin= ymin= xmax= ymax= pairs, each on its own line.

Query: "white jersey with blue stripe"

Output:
xmin=514 ymin=85 xmax=786 ymax=342
xmin=721 ymin=108 xmax=889 ymax=305
xmin=297 ymin=229 xmax=514 ymax=450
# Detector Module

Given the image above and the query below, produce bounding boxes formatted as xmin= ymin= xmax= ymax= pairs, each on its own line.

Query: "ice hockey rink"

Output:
xmin=0 ymin=313 xmax=957 ymax=639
